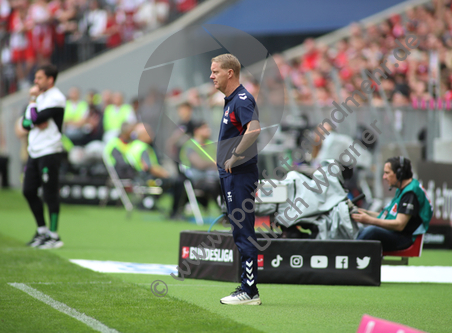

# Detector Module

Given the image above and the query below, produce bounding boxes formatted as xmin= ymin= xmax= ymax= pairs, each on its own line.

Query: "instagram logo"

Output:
xmin=290 ymin=255 xmax=303 ymax=268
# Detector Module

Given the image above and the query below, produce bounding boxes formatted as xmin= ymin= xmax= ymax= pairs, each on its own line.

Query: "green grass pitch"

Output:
xmin=1 ymin=190 xmax=452 ymax=332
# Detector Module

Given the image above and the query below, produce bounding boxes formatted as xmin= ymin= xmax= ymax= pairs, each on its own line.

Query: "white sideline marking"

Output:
xmin=381 ymin=266 xmax=452 ymax=283
xmin=70 ymin=259 xmax=452 ymax=284
xmin=27 ymin=281 xmax=112 ymax=285
xmin=71 ymin=259 xmax=177 ymax=275
xmin=8 ymin=283 xmax=120 ymax=333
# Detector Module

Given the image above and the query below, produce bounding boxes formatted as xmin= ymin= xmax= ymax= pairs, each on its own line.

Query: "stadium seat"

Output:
xmin=381 ymin=234 xmax=424 ymax=265
xmin=101 ymin=151 xmax=162 ymax=217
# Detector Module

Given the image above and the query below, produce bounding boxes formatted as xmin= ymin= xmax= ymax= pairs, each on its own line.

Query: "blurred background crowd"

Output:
xmin=0 ymin=0 xmax=200 ymax=95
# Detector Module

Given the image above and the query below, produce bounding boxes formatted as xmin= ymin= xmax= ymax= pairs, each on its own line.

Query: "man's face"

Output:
xmin=112 ymin=93 xmax=123 ymax=106
xmin=197 ymin=124 xmax=211 ymax=140
xmin=178 ymin=105 xmax=192 ymax=122
xmin=383 ymin=162 xmax=397 ymax=186
xmin=34 ymin=70 xmax=53 ymax=92
xmin=68 ymin=88 xmax=79 ymax=101
xmin=210 ymin=61 xmax=230 ymax=93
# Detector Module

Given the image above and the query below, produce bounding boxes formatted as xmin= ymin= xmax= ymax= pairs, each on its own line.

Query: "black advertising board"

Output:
xmin=178 ymin=231 xmax=241 ymax=282
xmin=178 ymin=231 xmax=381 ymax=286
xmin=417 ymin=161 xmax=452 ymax=248
xmin=256 ymin=238 xmax=381 ymax=286
xmin=422 ymin=225 xmax=452 ymax=249
xmin=59 ymin=176 xmax=116 ymax=206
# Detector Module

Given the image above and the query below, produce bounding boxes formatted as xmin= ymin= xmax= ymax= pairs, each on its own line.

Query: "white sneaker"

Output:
xmin=26 ymin=232 xmax=48 ymax=247
xmin=220 ymin=287 xmax=261 ymax=305
xmin=38 ymin=235 xmax=64 ymax=249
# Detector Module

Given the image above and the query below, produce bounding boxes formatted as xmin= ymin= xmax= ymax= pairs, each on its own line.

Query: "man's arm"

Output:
xmin=234 ymin=120 xmax=261 ymax=155
xmin=141 ymin=150 xmax=169 ymax=178
xmin=21 ymin=116 xmax=33 ymax=131
xmin=22 ymin=107 xmax=49 ymax=130
xmin=29 ymin=106 xmax=64 ymax=125
xmin=26 ymin=85 xmax=64 ymax=126
xmin=357 ymin=208 xmax=380 ymax=218
xmin=224 ymin=119 xmax=261 ymax=173
xmin=351 ymin=211 xmax=411 ymax=232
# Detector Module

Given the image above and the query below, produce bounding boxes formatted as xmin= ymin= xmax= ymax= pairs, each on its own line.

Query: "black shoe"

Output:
xmin=26 ymin=232 xmax=47 ymax=247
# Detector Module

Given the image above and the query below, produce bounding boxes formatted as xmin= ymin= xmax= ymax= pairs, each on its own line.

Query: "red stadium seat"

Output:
xmin=382 ymin=234 xmax=424 ymax=265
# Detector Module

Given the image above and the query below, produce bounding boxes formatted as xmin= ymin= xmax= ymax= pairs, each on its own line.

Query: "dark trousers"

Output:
xmin=357 ymin=225 xmax=414 ymax=251
xmin=0 ymin=156 xmax=9 ymax=188
xmin=23 ymin=153 xmax=61 ymax=230
xmin=220 ymin=166 xmax=259 ymax=296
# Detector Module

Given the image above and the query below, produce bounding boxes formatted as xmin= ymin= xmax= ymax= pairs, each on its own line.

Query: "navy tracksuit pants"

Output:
xmin=220 ymin=166 xmax=259 ymax=296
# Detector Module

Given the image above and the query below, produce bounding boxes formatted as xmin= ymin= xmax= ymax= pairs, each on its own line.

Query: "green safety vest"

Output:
xmin=64 ymin=100 xmax=88 ymax=122
xmin=61 ymin=135 xmax=74 ymax=152
xmin=126 ymin=140 xmax=159 ymax=171
xmin=103 ymin=104 xmax=133 ymax=132
xmin=104 ymin=137 xmax=128 ymax=166
xmin=378 ymin=179 xmax=433 ymax=239
xmin=179 ymin=139 xmax=216 ymax=168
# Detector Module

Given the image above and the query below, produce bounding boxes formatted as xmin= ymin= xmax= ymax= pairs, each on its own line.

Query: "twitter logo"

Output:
xmin=356 ymin=257 xmax=371 ymax=269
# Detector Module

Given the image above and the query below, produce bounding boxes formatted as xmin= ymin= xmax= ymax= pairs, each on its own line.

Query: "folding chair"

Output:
xmin=178 ymin=163 xmax=204 ymax=225
xmin=101 ymin=151 xmax=163 ymax=217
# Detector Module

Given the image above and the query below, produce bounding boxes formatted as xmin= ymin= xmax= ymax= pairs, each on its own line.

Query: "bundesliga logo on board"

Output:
xmin=181 ymin=246 xmax=190 ymax=259
xmin=184 ymin=247 xmax=234 ymax=262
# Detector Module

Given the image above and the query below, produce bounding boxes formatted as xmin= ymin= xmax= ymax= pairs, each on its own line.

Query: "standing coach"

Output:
xmin=21 ymin=64 xmax=66 ymax=249
xmin=210 ymin=54 xmax=262 ymax=305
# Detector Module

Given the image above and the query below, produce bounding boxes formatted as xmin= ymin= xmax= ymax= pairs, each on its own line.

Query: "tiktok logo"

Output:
xmin=271 ymin=254 xmax=283 ymax=268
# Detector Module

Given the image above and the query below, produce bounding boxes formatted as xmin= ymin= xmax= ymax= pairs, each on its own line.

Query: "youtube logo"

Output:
xmin=258 ymin=255 xmax=264 ymax=268
xmin=310 ymin=255 xmax=328 ymax=269
xmin=181 ymin=246 xmax=190 ymax=259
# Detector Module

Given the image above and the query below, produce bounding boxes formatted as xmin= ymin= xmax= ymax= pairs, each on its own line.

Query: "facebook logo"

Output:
xmin=335 ymin=256 xmax=349 ymax=269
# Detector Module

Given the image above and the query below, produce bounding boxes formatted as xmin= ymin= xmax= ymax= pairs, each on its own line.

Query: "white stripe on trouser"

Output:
xmin=246 ymin=260 xmax=254 ymax=286
xmin=8 ymin=283 xmax=120 ymax=333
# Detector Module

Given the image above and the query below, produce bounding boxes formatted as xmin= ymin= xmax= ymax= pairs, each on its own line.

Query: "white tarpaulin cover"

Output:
xmin=255 ymin=163 xmax=360 ymax=239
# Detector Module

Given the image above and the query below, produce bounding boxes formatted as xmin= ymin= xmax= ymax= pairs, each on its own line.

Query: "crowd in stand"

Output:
xmin=270 ymin=0 xmax=452 ymax=109
xmin=62 ymin=87 xmax=136 ymax=146
xmin=0 ymin=0 xmax=199 ymax=95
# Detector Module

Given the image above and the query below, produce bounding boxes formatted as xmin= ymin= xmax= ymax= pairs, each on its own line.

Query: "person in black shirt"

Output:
xmin=165 ymin=102 xmax=195 ymax=163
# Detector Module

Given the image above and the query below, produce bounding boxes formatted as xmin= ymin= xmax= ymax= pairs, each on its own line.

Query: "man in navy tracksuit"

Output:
xmin=210 ymin=54 xmax=262 ymax=305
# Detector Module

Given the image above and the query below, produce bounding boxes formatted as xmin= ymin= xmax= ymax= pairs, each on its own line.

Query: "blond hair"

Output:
xmin=211 ymin=54 xmax=241 ymax=78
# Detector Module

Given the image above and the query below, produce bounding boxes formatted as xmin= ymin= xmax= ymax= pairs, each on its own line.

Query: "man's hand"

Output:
xmin=224 ymin=154 xmax=245 ymax=173
xmin=29 ymin=85 xmax=40 ymax=97
xmin=351 ymin=211 xmax=371 ymax=224
xmin=36 ymin=121 xmax=49 ymax=130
